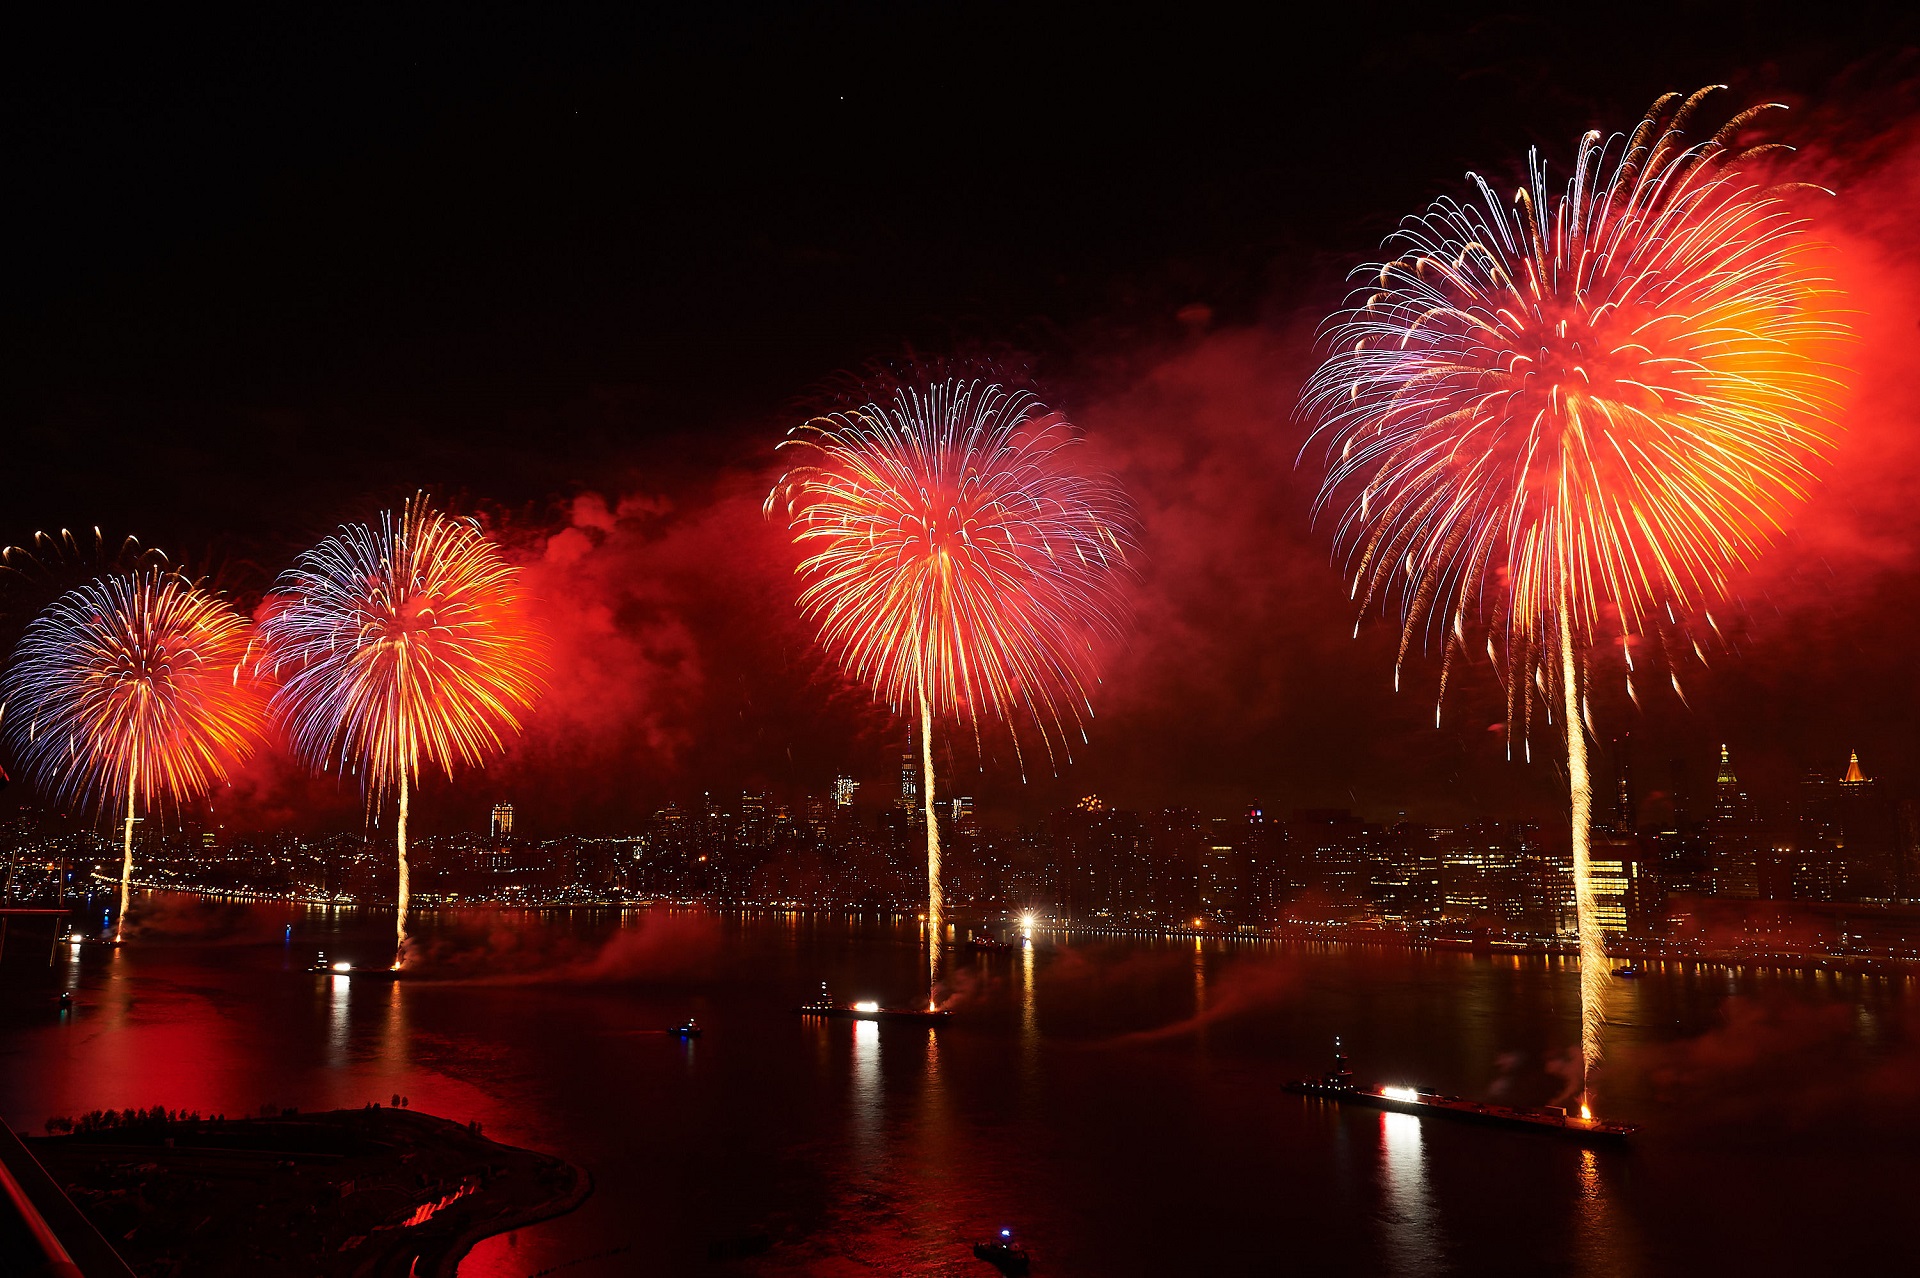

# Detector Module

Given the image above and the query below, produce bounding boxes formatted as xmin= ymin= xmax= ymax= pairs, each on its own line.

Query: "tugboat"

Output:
xmin=670 ymin=1018 xmax=703 ymax=1039
xmin=972 ymin=1227 xmax=1030 ymax=1275
xmin=956 ymin=929 xmax=1011 ymax=953
xmin=1284 ymin=1037 xmax=1635 ymax=1145
xmin=794 ymin=982 xmax=951 ymax=1024
xmin=1613 ymin=964 xmax=1643 ymax=979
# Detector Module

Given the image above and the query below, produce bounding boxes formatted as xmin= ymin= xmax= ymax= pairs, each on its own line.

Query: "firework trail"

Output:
xmin=260 ymin=495 xmax=544 ymax=967
xmin=767 ymin=380 xmax=1135 ymax=994
xmin=0 ymin=567 xmax=265 ymax=940
xmin=1301 ymin=88 xmax=1849 ymax=1108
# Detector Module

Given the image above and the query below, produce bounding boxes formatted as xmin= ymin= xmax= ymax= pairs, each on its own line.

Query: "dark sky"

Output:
xmin=4 ymin=5 xmax=1920 ymax=836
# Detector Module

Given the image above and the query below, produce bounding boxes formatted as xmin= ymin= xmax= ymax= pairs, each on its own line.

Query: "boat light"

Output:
xmin=852 ymin=1000 xmax=880 ymax=1013
xmin=1381 ymin=1086 xmax=1419 ymax=1103
xmin=332 ymin=962 xmax=352 ymax=972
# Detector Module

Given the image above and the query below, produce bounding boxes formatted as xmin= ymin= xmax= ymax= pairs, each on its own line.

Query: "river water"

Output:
xmin=1 ymin=899 xmax=1916 ymax=1275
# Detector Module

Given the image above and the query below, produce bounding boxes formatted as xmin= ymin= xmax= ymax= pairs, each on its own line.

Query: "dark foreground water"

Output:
xmin=3 ymin=898 xmax=1919 ymax=1276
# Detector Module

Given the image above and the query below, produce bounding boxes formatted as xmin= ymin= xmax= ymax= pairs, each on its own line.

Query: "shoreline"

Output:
xmin=27 ymin=1107 xmax=593 ymax=1277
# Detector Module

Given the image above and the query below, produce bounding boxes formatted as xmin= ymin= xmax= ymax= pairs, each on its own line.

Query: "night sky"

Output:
xmin=5 ymin=5 xmax=1920 ymax=835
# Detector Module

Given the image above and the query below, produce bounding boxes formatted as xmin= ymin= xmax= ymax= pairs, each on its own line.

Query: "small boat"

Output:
xmin=1284 ymin=1038 xmax=1635 ymax=1145
xmin=794 ymin=982 xmax=950 ymax=1024
xmin=305 ymin=953 xmax=406 ymax=980
xmin=670 ymin=1019 xmax=703 ymax=1039
xmin=973 ymin=1228 xmax=1030 ymax=1275
xmin=1613 ymin=965 xmax=1643 ymax=979
xmin=957 ymin=931 xmax=1011 ymax=953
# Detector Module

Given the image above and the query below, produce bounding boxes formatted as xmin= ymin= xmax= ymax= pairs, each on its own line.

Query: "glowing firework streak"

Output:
xmin=0 ymin=568 xmax=264 ymax=940
xmin=1302 ymin=89 xmax=1848 ymax=1105
xmin=261 ymin=496 xmax=544 ymax=967
xmin=767 ymin=381 xmax=1134 ymax=990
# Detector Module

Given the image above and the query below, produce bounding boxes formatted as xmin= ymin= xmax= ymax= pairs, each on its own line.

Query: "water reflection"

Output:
xmin=917 ymin=1028 xmax=949 ymax=1169
xmin=379 ymin=979 xmax=407 ymax=1069
xmin=850 ymin=1019 xmax=882 ymax=1170
xmin=1378 ymin=1111 xmax=1440 ymax=1276
xmin=1574 ymin=1146 xmax=1637 ymax=1278
xmin=325 ymin=974 xmax=350 ymax=1066
xmin=1193 ymin=938 xmax=1207 ymax=1008
xmin=1020 ymin=937 xmax=1039 ymax=1098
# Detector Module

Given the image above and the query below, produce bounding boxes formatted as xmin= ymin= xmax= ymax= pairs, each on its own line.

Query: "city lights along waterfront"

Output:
xmin=3 ymin=903 xmax=1918 ymax=1274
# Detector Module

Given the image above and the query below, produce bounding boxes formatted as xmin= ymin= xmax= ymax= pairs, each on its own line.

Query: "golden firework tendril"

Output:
xmin=0 ymin=567 xmax=265 ymax=939
xmin=1301 ymin=88 xmax=1850 ymax=1104
xmin=260 ymin=495 xmax=545 ymax=963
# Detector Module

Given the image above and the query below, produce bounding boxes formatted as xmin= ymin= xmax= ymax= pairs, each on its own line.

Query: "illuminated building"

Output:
xmin=1586 ymin=832 xmax=1633 ymax=935
xmin=1367 ymin=822 xmax=1440 ymax=923
xmin=1836 ymin=751 xmax=1897 ymax=901
xmin=899 ymin=728 xmax=920 ymax=823
xmin=804 ymin=794 xmax=830 ymax=837
xmin=1711 ymin=746 xmax=1763 ymax=898
xmin=1435 ymin=823 xmax=1527 ymax=923
xmin=490 ymin=802 xmax=514 ymax=839
xmin=1202 ymin=823 xmax=1237 ymax=922
xmin=738 ymin=791 xmax=769 ymax=844
xmin=1609 ymin=734 xmax=1634 ymax=834
xmin=1288 ymin=809 xmax=1369 ymax=909
xmin=1240 ymin=805 xmax=1292 ymax=922
xmin=833 ymin=774 xmax=859 ymax=808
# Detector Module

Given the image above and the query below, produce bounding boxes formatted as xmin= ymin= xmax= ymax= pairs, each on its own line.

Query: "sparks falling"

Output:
xmin=0 ymin=567 xmax=265 ymax=941
xmin=259 ymin=495 xmax=545 ymax=967
xmin=1301 ymin=88 xmax=1850 ymax=1102
xmin=766 ymin=380 xmax=1134 ymax=989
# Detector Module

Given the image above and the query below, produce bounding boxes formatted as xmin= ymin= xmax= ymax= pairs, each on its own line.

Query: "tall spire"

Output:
xmin=1716 ymin=743 xmax=1736 ymax=785
xmin=1843 ymin=750 xmax=1867 ymax=785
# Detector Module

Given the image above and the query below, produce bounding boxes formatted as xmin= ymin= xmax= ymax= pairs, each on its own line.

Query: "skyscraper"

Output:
xmin=832 ymin=774 xmax=859 ymax=808
xmin=1836 ymin=751 xmax=1896 ymax=901
xmin=1711 ymin=746 xmax=1763 ymax=898
xmin=1712 ymin=745 xmax=1750 ymax=827
xmin=490 ymin=802 xmax=514 ymax=839
xmin=1610 ymin=733 xmax=1634 ymax=834
xmin=899 ymin=726 xmax=921 ymax=824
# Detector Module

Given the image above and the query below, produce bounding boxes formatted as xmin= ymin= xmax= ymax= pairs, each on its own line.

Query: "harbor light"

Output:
xmin=1381 ymin=1086 xmax=1419 ymax=1103
xmin=852 ymin=1000 xmax=880 ymax=1013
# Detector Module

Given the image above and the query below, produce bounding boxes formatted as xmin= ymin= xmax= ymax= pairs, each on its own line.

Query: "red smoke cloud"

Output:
xmin=484 ymin=468 xmax=900 ymax=831
xmin=400 ymin=906 xmax=723 ymax=983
